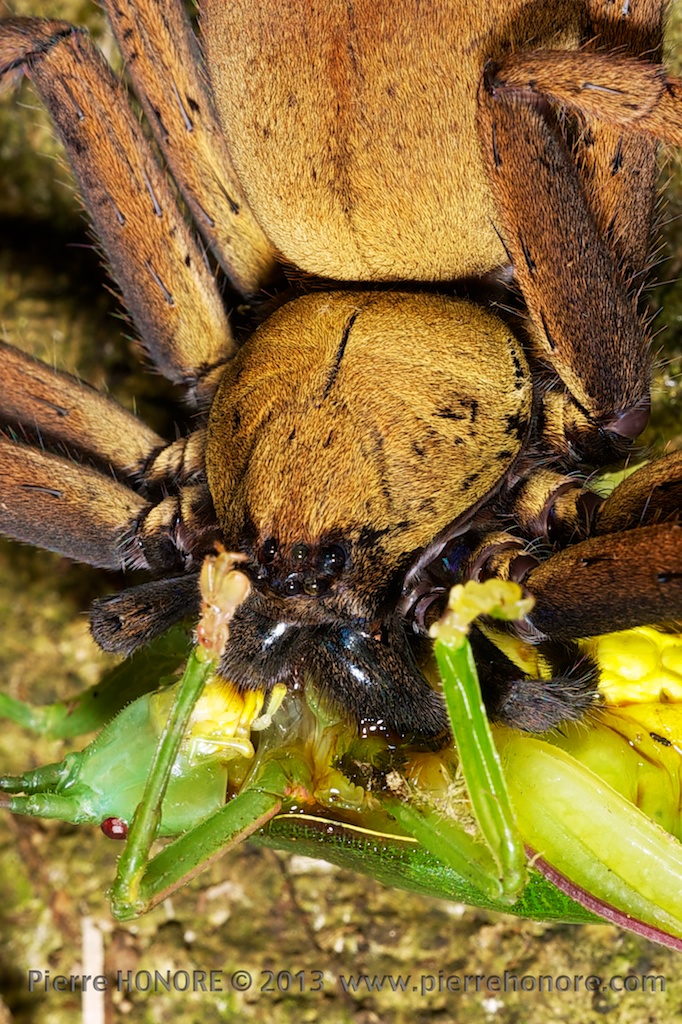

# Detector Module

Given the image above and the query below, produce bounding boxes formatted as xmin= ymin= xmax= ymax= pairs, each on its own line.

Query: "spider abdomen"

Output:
xmin=203 ymin=0 xmax=583 ymax=281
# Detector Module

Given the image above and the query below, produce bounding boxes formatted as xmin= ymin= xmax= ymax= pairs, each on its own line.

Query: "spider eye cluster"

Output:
xmin=255 ymin=538 xmax=347 ymax=598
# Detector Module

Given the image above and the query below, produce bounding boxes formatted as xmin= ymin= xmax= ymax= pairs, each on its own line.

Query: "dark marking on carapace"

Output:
xmin=369 ymin=426 xmax=393 ymax=512
xmin=419 ymin=497 xmax=437 ymax=513
xmin=465 ymin=398 xmax=479 ymax=422
xmin=322 ymin=311 xmax=358 ymax=400
xmin=504 ymin=411 xmax=527 ymax=441
xmin=462 ymin=472 xmax=481 ymax=492
xmin=509 ymin=344 xmax=526 ymax=386
xmin=434 ymin=407 xmax=466 ymax=421
xmin=357 ymin=522 xmax=393 ymax=551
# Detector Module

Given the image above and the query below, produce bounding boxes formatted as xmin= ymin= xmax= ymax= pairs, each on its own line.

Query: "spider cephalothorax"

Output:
xmin=1 ymin=0 xmax=682 ymax=743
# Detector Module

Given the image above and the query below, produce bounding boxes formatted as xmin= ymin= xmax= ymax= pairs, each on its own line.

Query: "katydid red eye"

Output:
xmin=101 ymin=817 xmax=128 ymax=840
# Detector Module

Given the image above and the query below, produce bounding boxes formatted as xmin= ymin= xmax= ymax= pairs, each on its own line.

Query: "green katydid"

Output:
xmin=2 ymin=555 xmax=682 ymax=949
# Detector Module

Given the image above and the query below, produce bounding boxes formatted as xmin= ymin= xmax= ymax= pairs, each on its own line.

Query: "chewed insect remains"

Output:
xmin=1 ymin=0 xmax=682 ymax=744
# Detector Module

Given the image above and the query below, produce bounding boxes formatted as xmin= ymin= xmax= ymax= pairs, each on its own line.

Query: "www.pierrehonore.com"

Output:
xmin=23 ymin=968 xmax=666 ymax=997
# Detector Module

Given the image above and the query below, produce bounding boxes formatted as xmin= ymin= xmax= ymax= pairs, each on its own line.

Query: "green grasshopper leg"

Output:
xmin=112 ymin=757 xmax=297 ymax=920
xmin=402 ymin=580 xmax=532 ymax=903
